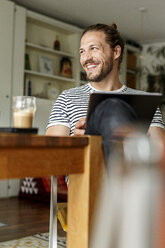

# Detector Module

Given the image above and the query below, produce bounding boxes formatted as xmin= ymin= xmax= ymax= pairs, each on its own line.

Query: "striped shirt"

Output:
xmin=47 ymin=83 xmax=165 ymax=135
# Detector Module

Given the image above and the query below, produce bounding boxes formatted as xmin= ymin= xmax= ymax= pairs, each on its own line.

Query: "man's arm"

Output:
xmin=46 ymin=125 xmax=70 ymax=136
xmin=74 ymin=119 xmax=165 ymax=138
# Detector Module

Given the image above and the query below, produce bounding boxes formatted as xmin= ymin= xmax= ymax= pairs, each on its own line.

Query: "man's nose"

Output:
xmin=82 ymin=51 xmax=93 ymax=63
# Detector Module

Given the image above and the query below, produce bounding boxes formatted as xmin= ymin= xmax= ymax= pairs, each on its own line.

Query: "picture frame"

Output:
xmin=39 ymin=55 xmax=53 ymax=75
xmin=60 ymin=57 xmax=72 ymax=78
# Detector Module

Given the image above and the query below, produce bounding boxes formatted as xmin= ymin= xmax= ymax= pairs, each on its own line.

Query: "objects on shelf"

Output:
xmin=25 ymin=53 xmax=31 ymax=70
xmin=60 ymin=57 xmax=72 ymax=78
xmin=54 ymin=34 xmax=60 ymax=50
xmin=45 ymin=82 xmax=59 ymax=100
xmin=23 ymin=11 xmax=84 ymax=104
xmin=24 ymin=77 xmax=32 ymax=96
xmin=39 ymin=55 xmax=53 ymax=75
xmin=27 ymin=80 xmax=31 ymax=96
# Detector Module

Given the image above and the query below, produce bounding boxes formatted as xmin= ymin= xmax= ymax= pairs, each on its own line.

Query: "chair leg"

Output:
xmin=49 ymin=176 xmax=57 ymax=248
xmin=57 ymin=203 xmax=67 ymax=232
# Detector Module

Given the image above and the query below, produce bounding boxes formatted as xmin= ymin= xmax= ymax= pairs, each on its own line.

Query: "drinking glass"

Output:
xmin=12 ymin=96 xmax=36 ymax=128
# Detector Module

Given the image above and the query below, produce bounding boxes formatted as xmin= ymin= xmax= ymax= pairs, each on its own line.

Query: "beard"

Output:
xmin=85 ymin=56 xmax=114 ymax=82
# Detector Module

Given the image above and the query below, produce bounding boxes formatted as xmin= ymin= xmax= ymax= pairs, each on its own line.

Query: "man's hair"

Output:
xmin=81 ymin=23 xmax=125 ymax=69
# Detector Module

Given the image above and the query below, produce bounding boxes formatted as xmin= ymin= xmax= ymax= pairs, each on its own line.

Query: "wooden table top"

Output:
xmin=0 ymin=133 xmax=92 ymax=179
xmin=0 ymin=133 xmax=89 ymax=147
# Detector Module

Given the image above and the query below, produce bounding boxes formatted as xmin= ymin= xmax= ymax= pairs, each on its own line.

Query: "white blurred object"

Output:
xmin=90 ymin=131 xmax=163 ymax=248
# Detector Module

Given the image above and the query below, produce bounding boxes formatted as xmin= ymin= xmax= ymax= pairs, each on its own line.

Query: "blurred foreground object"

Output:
xmin=90 ymin=130 xmax=164 ymax=248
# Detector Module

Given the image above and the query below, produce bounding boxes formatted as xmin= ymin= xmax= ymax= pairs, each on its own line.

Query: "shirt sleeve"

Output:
xmin=150 ymin=107 xmax=165 ymax=129
xmin=46 ymin=91 xmax=70 ymax=129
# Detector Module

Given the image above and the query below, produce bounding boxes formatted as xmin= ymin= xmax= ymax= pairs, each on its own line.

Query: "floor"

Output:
xmin=0 ymin=197 xmax=65 ymax=243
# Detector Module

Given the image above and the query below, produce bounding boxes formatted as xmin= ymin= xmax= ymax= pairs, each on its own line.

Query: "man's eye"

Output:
xmin=92 ymin=47 xmax=98 ymax=50
xmin=79 ymin=50 xmax=84 ymax=55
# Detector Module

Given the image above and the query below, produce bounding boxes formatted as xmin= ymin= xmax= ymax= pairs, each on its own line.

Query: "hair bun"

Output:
xmin=110 ymin=23 xmax=117 ymax=30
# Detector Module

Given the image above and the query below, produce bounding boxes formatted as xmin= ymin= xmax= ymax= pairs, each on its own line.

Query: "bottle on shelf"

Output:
xmin=27 ymin=80 xmax=32 ymax=96
xmin=24 ymin=77 xmax=32 ymax=96
xmin=54 ymin=35 xmax=60 ymax=50
xmin=25 ymin=53 xmax=31 ymax=70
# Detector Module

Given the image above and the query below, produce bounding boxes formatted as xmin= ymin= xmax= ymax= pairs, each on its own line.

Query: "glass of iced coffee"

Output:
xmin=12 ymin=96 xmax=36 ymax=128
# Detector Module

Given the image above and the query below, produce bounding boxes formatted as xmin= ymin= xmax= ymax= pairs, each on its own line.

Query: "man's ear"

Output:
xmin=114 ymin=45 xmax=121 ymax=60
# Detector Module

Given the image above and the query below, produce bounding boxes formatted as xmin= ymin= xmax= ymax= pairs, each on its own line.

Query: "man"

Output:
xmin=46 ymin=23 xmax=164 ymax=140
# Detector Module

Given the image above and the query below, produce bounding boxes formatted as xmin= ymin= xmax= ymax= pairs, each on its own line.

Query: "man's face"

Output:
xmin=80 ymin=31 xmax=114 ymax=82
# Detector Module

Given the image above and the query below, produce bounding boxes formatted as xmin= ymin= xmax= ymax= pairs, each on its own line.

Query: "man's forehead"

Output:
xmin=80 ymin=31 xmax=106 ymax=48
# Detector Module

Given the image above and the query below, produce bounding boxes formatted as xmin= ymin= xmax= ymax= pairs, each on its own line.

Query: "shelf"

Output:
xmin=25 ymin=70 xmax=76 ymax=83
xmin=26 ymin=42 xmax=75 ymax=58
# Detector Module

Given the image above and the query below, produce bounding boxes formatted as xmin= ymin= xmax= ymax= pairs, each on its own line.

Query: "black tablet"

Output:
xmin=86 ymin=92 xmax=163 ymax=129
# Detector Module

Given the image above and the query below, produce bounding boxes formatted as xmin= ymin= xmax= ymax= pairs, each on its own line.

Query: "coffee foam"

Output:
xmin=13 ymin=109 xmax=35 ymax=128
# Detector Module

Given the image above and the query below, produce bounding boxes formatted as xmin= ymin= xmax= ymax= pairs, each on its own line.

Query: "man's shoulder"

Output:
xmin=122 ymin=85 xmax=148 ymax=94
xmin=63 ymin=83 xmax=91 ymax=96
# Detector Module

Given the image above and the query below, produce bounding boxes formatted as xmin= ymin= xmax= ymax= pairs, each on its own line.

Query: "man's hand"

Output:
xmin=74 ymin=118 xmax=86 ymax=136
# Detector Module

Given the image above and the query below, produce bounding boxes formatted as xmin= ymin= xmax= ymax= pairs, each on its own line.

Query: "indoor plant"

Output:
xmin=144 ymin=45 xmax=165 ymax=94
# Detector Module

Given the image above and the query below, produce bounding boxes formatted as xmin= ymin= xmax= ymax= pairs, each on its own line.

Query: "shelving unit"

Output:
xmin=25 ymin=70 xmax=76 ymax=83
xmin=26 ymin=42 xmax=75 ymax=58
xmin=24 ymin=11 xmax=141 ymax=95
xmin=119 ymin=44 xmax=140 ymax=88
xmin=24 ymin=10 xmax=82 ymax=101
xmin=126 ymin=44 xmax=140 ymax=89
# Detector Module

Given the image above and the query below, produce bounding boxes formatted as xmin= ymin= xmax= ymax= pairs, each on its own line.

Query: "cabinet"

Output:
xmin=24 ymin=10 xmax=82 ymax=101
xmin=0 ymin=0 xmax=14 ymax=128
xmin=0 ymin=0 xmax=23 ymax=198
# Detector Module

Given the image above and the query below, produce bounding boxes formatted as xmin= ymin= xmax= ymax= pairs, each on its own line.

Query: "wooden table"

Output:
xmin=0 ymin=133 xmax=104 ymax=248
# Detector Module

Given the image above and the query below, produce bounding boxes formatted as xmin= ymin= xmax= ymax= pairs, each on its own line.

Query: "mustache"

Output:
xmin=83 ymin=59 xmax=99 ymax=66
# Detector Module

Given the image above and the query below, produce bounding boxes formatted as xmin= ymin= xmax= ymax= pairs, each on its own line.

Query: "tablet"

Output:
xmin=86 ymin=92 xmax=163 ymax=129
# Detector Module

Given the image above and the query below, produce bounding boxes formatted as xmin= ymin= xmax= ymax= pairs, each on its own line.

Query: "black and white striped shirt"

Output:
xmin=47 ymin=83 xmax=165 ymax=135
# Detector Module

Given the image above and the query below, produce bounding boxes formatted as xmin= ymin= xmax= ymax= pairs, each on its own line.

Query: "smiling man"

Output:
xmin=46 ymin=23 xmax=165 ymax=139
xmin=79 ymin=27 xmax=122 ymax=90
